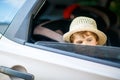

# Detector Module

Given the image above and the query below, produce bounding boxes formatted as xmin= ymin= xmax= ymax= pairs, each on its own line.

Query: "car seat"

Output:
xmin=32 ymin=19 xmax=71 ymax=42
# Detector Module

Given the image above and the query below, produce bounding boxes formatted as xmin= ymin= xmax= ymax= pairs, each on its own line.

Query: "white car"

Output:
xmin=0 ymin=0 xmax=120 ymax=80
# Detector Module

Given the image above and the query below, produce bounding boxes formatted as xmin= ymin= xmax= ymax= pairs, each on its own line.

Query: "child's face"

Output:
xmin=71 ymin=32 xmax=98 ymax=46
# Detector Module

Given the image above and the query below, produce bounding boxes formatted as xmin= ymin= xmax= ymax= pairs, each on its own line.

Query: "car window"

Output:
xmin=27 ymin=0 xmax=120 ymax=68
xmin=31 ymin=0 xmax=120 ymax=47
xmin=0 ymin=0 xmax=26 ymax=34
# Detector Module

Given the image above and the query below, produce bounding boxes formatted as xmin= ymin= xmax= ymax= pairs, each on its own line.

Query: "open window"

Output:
xmin=29 ymin=0 xmax=120 ymax=46
xmin=26 ymin=0 xmax=120 ymax=67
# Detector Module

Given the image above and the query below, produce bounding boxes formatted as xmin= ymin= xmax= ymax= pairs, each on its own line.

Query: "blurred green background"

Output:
xmin=76 ymin=0 xmax=120 ymax=19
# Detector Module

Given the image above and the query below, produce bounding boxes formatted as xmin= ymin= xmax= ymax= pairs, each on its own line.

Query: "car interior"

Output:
xmin=28 ymin=0 xmax=120 ymax=47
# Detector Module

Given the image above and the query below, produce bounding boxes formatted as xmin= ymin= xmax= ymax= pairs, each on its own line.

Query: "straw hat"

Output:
xmin=63 ymin=16 xmax=107 ymax=45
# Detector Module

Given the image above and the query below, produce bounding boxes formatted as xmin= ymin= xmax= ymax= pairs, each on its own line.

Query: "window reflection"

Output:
xmin=0 ymin=0 xmax=26 ymax=23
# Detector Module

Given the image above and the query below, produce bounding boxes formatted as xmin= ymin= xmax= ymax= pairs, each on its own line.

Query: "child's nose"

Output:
xmin=82 ymin=42 xmax=87 ymax=45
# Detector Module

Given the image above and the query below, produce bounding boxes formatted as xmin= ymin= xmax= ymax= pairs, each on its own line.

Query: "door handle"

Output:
xmin=0 ymin=66 xmax=34 ymax=80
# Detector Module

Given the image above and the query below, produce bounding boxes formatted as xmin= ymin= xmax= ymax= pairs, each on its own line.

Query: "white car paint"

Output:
xmin=0 ymin=36 xmax=120 ymax=80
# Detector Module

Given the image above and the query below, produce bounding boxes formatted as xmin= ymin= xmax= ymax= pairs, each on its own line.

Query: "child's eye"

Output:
xmin=77 ymin=41 xmax=83 ymax=44
xmin=87 ymin=38 xmax=92 ymax=42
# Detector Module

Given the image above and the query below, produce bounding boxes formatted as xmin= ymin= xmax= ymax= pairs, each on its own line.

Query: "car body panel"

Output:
xmin=0 ymin=36 xmax=120 ymax=80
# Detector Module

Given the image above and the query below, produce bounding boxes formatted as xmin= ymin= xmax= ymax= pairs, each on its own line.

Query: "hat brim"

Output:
xmin=63 ymin=27 xmax=107 ymax=45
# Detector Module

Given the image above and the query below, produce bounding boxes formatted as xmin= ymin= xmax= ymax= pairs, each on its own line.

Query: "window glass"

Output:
xmin=35 ymin=41 xmax=120 ymax=68
xmin=0 ymin=0 xmax=26 ymax=34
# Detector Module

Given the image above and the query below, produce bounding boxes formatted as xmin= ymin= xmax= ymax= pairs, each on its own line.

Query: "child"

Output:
xmin=63 ymin=16 xmax=107 ymax=46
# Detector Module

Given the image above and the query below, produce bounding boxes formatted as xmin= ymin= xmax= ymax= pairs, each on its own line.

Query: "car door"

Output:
xmin=0 ymin=0 xmax=120 ymax=80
